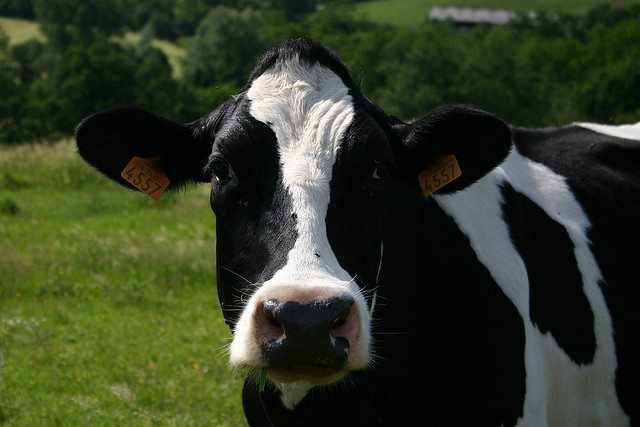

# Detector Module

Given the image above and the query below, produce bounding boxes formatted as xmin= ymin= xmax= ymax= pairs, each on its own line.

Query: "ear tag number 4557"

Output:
xmin=120 ymin=157 xmax=170 ymax=200
xmin=418 ymin=154 xmax=462 ymax=196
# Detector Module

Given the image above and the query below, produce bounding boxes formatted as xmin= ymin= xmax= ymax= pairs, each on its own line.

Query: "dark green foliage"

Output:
xmin=0 ymin=30 xmax=26 ymax=143
xmin=10 ymin=39 xmax=51 ymax=84
xmin=1 ymin=1 xmax=639 ymax=144
xmin=122 ymin=0 xmax=263 ymax=40
xmin=579 ymin=19 xmax=640 ymax=122
xmin=130 ymin=0 xmax=223 ymax=40
xmin=0 ymin=34 xmax=226 ymax=143
xmin=183 ymin=6 xmax=268 ymax=87
xmin=0 ymin=68 xmax=24 ymax=142
xmin=24 ymin=40 xmax=224 ymax=137
xmin=368 ymin=23 xmax=467 ymax=120
xmin=331 ymin=4 xmax=640 ymax=126
xmin=0 ymin=0 xmax=33 ymax=19
xmin=29 ymin=41 xmax=140 ymax=134
xmin=271 ymin=0 xmax=321 ymax=18
xmin=32 ymin=0 xmax=127 ymax=49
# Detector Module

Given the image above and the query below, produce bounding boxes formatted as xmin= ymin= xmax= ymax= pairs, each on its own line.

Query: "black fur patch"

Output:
xmin=212 ymin=101 xmax=298 ymax=328
xmin=501 ymin=183 xmax=596 ymax=364
xmin=513 ymin=125 xmax=640 ymax=423
xmin=369 ymin=183 xmax=527 ymax=426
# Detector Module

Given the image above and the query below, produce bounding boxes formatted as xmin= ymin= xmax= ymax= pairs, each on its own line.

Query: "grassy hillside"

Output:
xmin=353 ymin=0 xmax=636 ymax=26
xmin=0 ymin=16 xmax=43 ymax=45
xmin=0 ymin=141 xmax=245 ymax=425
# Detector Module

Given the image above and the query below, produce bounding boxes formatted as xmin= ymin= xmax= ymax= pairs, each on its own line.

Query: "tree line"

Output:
xmin=1 ymin=0 xmax=639 ymax=144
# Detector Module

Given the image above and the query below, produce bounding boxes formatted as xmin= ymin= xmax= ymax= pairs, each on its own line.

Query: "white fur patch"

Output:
xmin=576 ymin=122 xmax=640 ymax=141
xmin=275 ymin=381 xmax=314 ymax=410
xmin=229 ymin=57 xmax=371 ymax=409
xmin=434 ymin=148 xmax=628 ymax=425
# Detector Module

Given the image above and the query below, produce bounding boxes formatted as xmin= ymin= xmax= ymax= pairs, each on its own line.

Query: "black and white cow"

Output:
xmin=76 ymin=38 xmax=640 ymax=426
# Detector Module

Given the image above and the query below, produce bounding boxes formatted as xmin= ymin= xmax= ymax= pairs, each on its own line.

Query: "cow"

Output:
xmin=75 ymin=38 xmax=640 ymax=426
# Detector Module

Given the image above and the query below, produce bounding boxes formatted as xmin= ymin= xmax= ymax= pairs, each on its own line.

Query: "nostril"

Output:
xmin=265 ymin=310 xmax=282 ymax=329
xmin=263 ymin=299 xmax=281 ymax=328
xmin=330 ymin=302 xmax=359 ymax=350
xmin=259 ymin=299 xmax=285 ymax=343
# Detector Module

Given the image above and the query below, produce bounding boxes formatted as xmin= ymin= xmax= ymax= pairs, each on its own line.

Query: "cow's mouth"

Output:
xmin=265 ymin=366 xmax=348 ymax=384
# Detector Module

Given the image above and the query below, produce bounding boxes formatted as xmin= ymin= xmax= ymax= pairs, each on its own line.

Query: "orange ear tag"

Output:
xmin=418 ymin=154 xmax=462 ymax=196
xmin=120 ymin=157 xmax=170 ymax=200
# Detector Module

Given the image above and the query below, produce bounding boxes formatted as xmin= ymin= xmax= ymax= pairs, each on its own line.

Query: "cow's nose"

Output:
xmin=259 ymin=295 xmax=357 ymax=369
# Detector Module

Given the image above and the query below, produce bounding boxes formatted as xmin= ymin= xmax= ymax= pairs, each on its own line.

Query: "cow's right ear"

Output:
xmin=390 ymin=105 xmax=512 ymax=195
xmin=76 ymin=107 xmax=218 ymax=191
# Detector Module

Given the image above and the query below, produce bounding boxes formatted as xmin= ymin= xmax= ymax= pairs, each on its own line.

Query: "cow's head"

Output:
xmin=76 ymin=38 xmax=511 ymax=407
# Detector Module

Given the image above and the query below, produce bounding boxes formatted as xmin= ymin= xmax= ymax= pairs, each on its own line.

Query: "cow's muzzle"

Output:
xmin=255 ymin=295 xmax=359 ymax=382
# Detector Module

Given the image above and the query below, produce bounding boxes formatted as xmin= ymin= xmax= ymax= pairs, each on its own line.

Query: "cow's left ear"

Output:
xmin=391 ymin=105 xmax=512 ymax=195
xmin=76 ymin=107 xmax=220 ymax=192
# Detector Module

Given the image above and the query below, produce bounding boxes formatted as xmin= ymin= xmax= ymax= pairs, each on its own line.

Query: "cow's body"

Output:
xmin=396 ymin=124 xmax=638 ymax=426
xmin=76 ymin=39 xmax=640 ymax=426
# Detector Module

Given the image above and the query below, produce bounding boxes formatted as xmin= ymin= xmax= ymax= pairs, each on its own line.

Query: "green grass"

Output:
xmin=0 ymin=141 xmax=246 ymax=425
xmin=353 ymin=0 xmax=639 ymax=27
xmin=151 ymin=39 xmax=186 ymax=79
xmin=0 ymin=17 xmax=44 ymax=45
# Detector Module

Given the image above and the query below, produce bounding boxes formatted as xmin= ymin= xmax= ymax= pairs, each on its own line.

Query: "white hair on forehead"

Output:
xmin=246 ymin=57 xmax=355 ymax=285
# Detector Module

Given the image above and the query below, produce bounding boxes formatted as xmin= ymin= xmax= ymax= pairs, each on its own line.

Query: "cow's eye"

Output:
xmin=372 ymin=164 xmax=390 ymax=181
xmin=211 ymin=159 xmax=231 ymax=183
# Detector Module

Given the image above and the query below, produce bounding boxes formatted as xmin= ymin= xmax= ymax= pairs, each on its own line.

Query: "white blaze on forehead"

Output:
xmin=247 ymin=58 xmax=355 ymax=284
xmin=238 ymin=59 xmax=369 ymax=409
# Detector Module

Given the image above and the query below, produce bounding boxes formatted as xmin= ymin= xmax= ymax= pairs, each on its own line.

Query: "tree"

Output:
xmin=26 ymin=40 xmax=139 ymax=135
xmin=183 ymin=6 xmax=268 ymax=87
xmin=0 ymin=29 xmax=24 ymax=143
xmin=0 ymin=0 xmax=34 ymax=19
xmin=580 ymin=19 xmax=640 ymax=123
xmin=271 ymin=0 xmax=320 ymax=18
xmin=370 ymin=23 xmax=467 ymax=120
xmin=11 ymin=39 xmax=53 ymax=86
xmin=131 ymin=42 xmax=219 ymax=122
xmin=32 ymin=0 xmax=127 ymax=49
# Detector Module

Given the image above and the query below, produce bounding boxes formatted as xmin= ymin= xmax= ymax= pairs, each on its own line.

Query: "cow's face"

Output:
xmin=213 ymin=59 xmax=395 ymax=387
xmin=75 ymin=38 xmax=512 ymax=406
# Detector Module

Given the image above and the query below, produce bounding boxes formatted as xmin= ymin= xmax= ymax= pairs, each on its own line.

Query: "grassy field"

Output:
xmin=353 ymin=0 xmax=638 ymax=26
xmin=0 ymin=141 xmax=246 ymax=425
xmin=0 ymin=17 xmax=43 ymax=45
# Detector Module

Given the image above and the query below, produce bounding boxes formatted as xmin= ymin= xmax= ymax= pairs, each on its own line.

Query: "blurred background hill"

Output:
xmin=1 ymin=0 xmax=639 ymax=145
